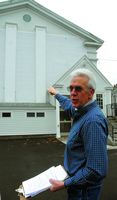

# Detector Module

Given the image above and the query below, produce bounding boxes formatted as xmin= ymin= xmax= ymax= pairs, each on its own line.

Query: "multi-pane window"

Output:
xmin=2 ymin=112 xmax=11 ymax=117
xmin=36 ymin=112 xmax=45 ymax=117
xmin=60 ymin=95 xmax=72 ymax=132
xmin=26 ymin=112 xmax=45 ymax=118
xmin=27 ymin=112 xmax=35 ymax=117
xmin=96 ymin=94 xmax=103 ymax=109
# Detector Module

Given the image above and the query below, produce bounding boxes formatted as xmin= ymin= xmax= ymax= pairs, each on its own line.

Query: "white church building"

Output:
xmin=0 ymin=0 xmax=113 ymax=136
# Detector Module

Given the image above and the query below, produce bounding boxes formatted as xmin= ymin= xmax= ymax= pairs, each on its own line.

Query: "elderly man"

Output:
xmin=48 ymin=68 xmax=108 ymax=200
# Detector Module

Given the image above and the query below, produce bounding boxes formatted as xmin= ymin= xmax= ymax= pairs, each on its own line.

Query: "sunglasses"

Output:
xmin=67 ymin=85 xmax=83 ymax=92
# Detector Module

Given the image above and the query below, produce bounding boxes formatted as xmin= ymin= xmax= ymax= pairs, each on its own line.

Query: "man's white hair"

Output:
xmin=71 ymin=68 xmax=96 ymax=90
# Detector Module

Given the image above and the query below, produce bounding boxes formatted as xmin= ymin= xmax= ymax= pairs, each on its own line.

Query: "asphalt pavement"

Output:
xmin=0 ymin=136 xmax=117 ymax=200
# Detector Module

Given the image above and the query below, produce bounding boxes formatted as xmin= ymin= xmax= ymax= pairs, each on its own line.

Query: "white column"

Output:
xmin=56 ymin=100 xmax=61 ymax=138
xmin=35 ymin=26 xmax=46 ymax=103
xmin=4 ymin=23 xmax=17 ymax=102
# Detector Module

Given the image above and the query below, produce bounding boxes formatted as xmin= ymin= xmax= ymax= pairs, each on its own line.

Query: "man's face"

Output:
xmin=69 ymin=76 xmax=94 ymax=108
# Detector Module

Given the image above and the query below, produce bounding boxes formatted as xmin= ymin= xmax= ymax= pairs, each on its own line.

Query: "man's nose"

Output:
xmin=70 ymin=88 xmax=77 ymax=95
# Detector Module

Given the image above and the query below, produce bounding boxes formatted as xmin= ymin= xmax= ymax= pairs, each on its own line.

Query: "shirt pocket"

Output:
xmin=67 ymin=128 xmax=83 ymax=149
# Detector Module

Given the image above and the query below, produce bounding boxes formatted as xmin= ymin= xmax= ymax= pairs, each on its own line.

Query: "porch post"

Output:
xmin=56 ymin=100 xmax=61 ymax=138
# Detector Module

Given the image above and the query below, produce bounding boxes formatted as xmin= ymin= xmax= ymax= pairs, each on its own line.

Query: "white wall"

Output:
xmin=35 ymin=26 xmax=46 ymax=103
xmin=0 ymin=8 xmax=89 ymax=102
xmin=0 ymin=108 xmax=56 ymax=135
xmin=4 ymin=23 xmax=17 ymax=102
xmin=16 ymin=31 xmax=35 ymax=102
xmin=0 ymin=8 xmax=102 ymax=103
xmin=0 ymin=29 xmax=5 ymax=102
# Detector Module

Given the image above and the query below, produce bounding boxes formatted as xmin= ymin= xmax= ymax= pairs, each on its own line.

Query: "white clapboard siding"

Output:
xmin=16 ymin=31 xmax=35 ymax=102
xmin=0 ymin=108 xmax=56 ymax=135
xmin=0 ymin=29 xmax=5 ymax=102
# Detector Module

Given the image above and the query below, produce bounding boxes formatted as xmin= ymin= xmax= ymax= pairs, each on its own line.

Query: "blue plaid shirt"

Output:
xmin=55 ymin=94 xmax=108 ymax=187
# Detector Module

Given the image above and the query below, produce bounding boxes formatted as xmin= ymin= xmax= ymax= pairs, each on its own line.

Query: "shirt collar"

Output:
xmin=73 ymin=100 xmax=97 ymax=123
xmin=74 ymin=99 xmax=94 ymax=111
xmin=84 ymin=99 xmax=94 ymax=107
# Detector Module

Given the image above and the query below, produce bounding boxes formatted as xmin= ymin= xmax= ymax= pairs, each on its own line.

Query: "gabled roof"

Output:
xmin=0 ymin=0 xmax=103 ymax=49
xmin=54 ymin=55 xmax=113 ymax=88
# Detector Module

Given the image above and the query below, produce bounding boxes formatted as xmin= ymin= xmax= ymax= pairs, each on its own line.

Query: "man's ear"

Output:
xmin=90 ymin=88 xmax=95 ymax=96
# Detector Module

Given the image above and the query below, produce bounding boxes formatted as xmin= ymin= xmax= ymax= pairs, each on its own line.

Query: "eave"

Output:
xmin=84 ymin=42 xmax=103 ymax=49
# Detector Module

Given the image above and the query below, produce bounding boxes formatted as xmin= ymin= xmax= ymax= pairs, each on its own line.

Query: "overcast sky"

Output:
xmin=1 ymin=0 xmax=117 ymax=85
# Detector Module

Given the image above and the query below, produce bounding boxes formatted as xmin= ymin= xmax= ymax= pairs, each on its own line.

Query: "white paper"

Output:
xmin=54 ymin=165 xmax=68 ymax=181
xmin=22 ymin=165 xmax=68 ymax=198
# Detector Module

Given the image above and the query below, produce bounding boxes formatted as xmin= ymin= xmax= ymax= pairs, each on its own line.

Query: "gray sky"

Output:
xmin=1 ymin=0 xmax=117 ymax=85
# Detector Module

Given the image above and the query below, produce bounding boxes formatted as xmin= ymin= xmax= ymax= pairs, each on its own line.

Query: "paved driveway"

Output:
xmin=0 ymin=137 xmax=117 ymax=200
